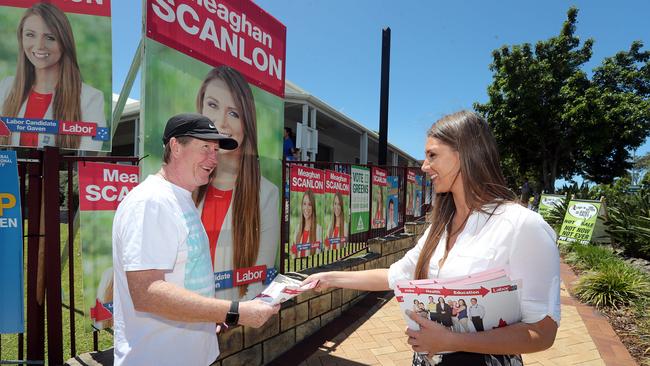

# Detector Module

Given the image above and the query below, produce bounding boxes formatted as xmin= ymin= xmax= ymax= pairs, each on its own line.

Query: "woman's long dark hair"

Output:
xmin=414 ymin=111 xmax=516 ymax=280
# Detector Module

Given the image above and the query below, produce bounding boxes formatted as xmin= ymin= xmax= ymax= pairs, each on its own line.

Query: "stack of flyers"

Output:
xmin=394 ymin=267 xmax=521 ymax=337
xmin=256 ymin=274 xmax=319 ymax=305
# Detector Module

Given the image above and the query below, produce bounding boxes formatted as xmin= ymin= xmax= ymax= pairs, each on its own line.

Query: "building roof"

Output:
xmin=112 ymin=79 xmax=418 ymax=162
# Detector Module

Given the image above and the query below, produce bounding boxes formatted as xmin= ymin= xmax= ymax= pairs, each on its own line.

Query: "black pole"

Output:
xmin=43 ymin=147 xmax=63 ymax=365
xmin=378 ymin=27 xmax=391 ymax=165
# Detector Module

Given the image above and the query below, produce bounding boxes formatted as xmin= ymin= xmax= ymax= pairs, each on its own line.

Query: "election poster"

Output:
xmin=414 ymin=175 xmax=423 ymax=217
xmin=78 ymin=162 xmax=139 ymax=330
xmin=0 ymin=0 xmax=112 ymax=151
xmin=289 ymin=165 xmax=324 ymax=258
xmin=350 ymin=165 xmax=370 ymax=234
xmin=538 ymin=194 xmax=565 ymax=221
xmin=142 ymin=0 xmax=286 ymax=301
xmin=386 ymin=176 xmax=399 ymax=231
xmin=371 ymin=167 xmax=387 ymax=229
xmin=557 ymin=200 xmax=602 ymax=245
xmin=0 ymin=150 xmax=23 ymax=333
xmin=406 ymin=170 xmax=416 ymax=216
xmin=323 ymin=170 xmax=350 ymax=251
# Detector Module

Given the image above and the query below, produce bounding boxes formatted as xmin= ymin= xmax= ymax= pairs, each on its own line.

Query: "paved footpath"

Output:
xmin=282 ymin=262 xmax=637 ymax=366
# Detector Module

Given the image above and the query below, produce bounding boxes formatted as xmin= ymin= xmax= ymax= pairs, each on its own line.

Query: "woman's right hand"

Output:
xmin=301 ymin=271 xmax=337 ymax=292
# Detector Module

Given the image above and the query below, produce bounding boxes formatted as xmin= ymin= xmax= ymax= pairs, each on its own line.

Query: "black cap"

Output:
xmin=162 ymin=113 xmax=238 ymax=150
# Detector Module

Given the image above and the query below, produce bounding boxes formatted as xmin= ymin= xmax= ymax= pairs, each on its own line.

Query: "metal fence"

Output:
xmin=0 ymin=147 xmax=139 ymax=366
xmin=1 ymin=152 xmax=429 ymax=365
xmin=281 ymin=161 xmax=430 ymax=273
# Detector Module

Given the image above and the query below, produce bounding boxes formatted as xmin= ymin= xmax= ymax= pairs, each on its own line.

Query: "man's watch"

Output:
xmin=225 ymin=301 xmax=239 ymax=326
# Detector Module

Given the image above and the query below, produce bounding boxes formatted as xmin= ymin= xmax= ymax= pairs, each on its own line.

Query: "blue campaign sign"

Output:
xmin=0 ymin=150 xmax=24 ymax=333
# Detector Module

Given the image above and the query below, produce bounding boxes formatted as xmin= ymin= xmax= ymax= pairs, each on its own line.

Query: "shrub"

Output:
xmin=574 ymin=261 xmax=650 ymax=309
xmin=604 ymin=189 xmax=650 ymax=259
xmin=563 ymin=243 xmax=618 ymax=271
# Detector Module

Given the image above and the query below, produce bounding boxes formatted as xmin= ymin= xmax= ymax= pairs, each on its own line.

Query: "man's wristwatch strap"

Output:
xmin=225 ymin=301 xmax=239 ymax=326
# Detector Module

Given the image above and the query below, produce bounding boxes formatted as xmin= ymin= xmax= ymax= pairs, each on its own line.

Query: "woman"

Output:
xmin=325 ymin=192 xmax=347 ymax=250
xmin=450 ymin=300 xmax=461 ymax=333
xmin=372 ymin=186 xmax=385 ymax=228
xmin=406 ymin=185 xmax=414 ymax=216
xmin=292 ymin=189 xmax=322 ymax=257
xmin=0 ymin=2 xmax=105 ymax=150
xmin=413 ymin=299 xmax=421 ymax=313
xmin=195 ymin=66 xmax=279 ymax=301
xmin=436 ymin=297 xmax=453 ymax=329
xmin=457 ymin=299 xmax=470 ymax=333
xmin=303 ymin=111 xmax=560 ymax=365
xmin=417 ymin=302 xmax=429 ymax=319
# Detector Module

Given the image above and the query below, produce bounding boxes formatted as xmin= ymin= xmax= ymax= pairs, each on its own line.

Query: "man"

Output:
xmin=426 ymin=296 xmax=437 ymax=322
xmin=468 ymin=297 xmax=486 ymax=332
xmin=283 ymin=127 xmax=296 ymax=161
xmin=112 ymin=113 xmax=279 ymax=366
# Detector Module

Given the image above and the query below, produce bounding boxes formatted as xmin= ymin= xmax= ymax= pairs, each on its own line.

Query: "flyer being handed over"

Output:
xmin=256 ymin=274 xmax=319 ymax=305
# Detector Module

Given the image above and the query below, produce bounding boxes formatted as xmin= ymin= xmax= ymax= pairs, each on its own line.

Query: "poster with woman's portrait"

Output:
xmin=406 ymin=170 xmax=416 ymax=216
xmin=78 ymin=162 xmax=139 ymax=331
xmin=386 ymin=176 xmax=399 ymax=230
xmin=414 ymin=175 xmax=423 ymax=217
xmin=324 ymin=170 xmax=350 ymax=251
xmin=371 ymin=167 xmax=387 ymax=229
xmin=0 ymin=0 xmax=112 ymax=151
xmin=289 ymin=165 xmax=325 ymax=258
xmin=142 ymin=0 xmax=286 ymax=301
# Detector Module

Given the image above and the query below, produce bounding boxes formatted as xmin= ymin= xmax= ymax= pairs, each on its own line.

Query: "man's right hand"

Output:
xmin=238 ymin=299 xmax=280 ymax=328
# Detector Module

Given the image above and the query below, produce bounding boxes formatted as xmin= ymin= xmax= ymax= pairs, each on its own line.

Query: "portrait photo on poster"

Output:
xmin=0 ymin=1 xmax=112 ymax=151
xmin=194 ymin=66 xmax=281 ymax=301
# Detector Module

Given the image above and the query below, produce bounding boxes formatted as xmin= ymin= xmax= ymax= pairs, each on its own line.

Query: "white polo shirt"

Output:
xmin=388 ymin=202 xmax=560 ymax=325
xmin=112 ymin=175 xmax=218 ymax=366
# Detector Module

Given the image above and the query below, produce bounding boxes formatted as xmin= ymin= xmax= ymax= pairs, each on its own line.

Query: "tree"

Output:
xmin=475 ymin=7 xmax=650 ymax=192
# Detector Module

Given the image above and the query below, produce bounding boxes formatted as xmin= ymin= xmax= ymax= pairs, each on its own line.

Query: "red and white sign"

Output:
xmin=290 ymin=166 xmax=325 ymax=194
xmin=59 ymin=121 xmax=97 ymax=136
xmin=0 ymin=0 xmax=111 ymax=17
xmin=78 ymin=162 xmax=139 ymax=211
xmin=372 ymin=167 xmax=387 ymax=186
xmin=407 ymin=169 xmax=417 ymax=184
xmin=325 ymin=170 xmax=350 ymax=195
xmin=146 ymin=0 xmax=286 ymax=97
xmin=233 ymin=265 xmax=267 ymax=286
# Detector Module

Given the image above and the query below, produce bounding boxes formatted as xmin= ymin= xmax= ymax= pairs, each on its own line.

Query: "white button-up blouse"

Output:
xmin=388 ymin=202 xmax=561 ymax=325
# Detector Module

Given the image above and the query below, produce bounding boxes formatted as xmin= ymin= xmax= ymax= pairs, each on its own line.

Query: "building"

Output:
xmin=110 ymin=81 xmax=420 ymax=166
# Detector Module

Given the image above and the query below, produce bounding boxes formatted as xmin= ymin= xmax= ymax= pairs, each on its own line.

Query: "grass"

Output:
xmin=0 ymin=223 xmax=113 ymax=363
xmin=562 ymin=242 xmax=618 ymax=271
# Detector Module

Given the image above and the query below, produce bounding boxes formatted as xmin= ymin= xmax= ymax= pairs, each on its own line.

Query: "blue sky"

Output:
xmin=112 ymin=1 xmax=649 ymax=170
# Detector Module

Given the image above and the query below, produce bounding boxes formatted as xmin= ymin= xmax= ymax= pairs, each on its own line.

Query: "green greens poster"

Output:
xmin=142 ymin=0 xmax=286 ymax=301
xmin=557 ymin=200 xmax=602 ymax=245
xmin=538 ymin=194 xmax=564 ymax=220
xmin=350 ymin=165 xmax=370 ymax=234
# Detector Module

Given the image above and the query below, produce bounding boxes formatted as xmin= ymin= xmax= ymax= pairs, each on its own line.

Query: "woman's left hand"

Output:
xmin=405 ymin=310 xmax=457 ymax=356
